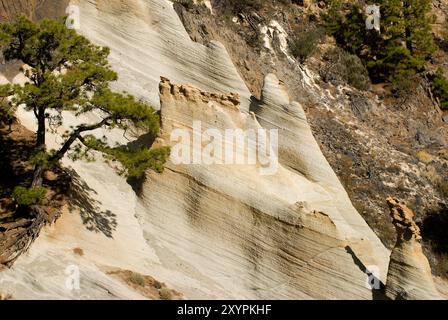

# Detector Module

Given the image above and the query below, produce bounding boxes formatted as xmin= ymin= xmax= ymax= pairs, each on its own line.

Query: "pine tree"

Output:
xmin=372 ymin=0 xmax=435 ymax=83
xmin=0 ymin=17 xmax=169 ymax=204
xmin=325 ymin=0 xmax=435 ymax=85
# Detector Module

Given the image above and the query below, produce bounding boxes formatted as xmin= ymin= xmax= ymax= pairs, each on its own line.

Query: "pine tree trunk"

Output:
xmin=403 ymin=1 xmax=413 ymax=55
xmin=31 ymin=108 xmax=46 ymax=188
xmin=31 ymin=165 xmax=44 ymax=188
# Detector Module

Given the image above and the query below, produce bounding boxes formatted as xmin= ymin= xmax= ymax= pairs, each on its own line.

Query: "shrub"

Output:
xmin=12 ymin=186 xmax=47 ymax=206
xmin=159 ymin=288 xmax=173 ymax=300
xmin=416 ymin=150 xmax=433 ymax=164
xmin=431 ymin=69 xmax=448 ymax=110
xmin=289 ymin=27 xmax=324 ymax=63
xmin=129 ymin=272 xmax=146 ymax=287
xmin=321 ymin=48 xmax=371 ymax=90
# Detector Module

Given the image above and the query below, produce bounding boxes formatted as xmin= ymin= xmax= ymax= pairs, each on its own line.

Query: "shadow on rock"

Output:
xmin=421 ymin=205 xmax=448 ymax=255
xmin=67 ymin=169 xmax=117 ymax=238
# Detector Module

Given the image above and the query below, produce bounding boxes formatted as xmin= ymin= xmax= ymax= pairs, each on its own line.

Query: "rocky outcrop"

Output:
xmin=130 ymin=77 xmax=390 ymax=299
xmin=385 ymin=197 xmax=442 ymax=300
xmin=0 ymin=0 xmax=37 ymax=20
xmin=0 ymin=0 xmax=69 ymax=21
xmin=0 ymin=0 xmax=390 ymax=299
xmin=72 ymin=0 xmax=252 ymax=112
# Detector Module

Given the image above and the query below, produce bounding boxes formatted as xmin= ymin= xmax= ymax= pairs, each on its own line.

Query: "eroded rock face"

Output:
xmin=71 ymin=0 xmax=252 ymax=111
xmin=131 ymin=77 xmax=389 ymax=299
xmin=385 ymin=197 xmax=442 ymax=300
xmin=0 ymin=0 xmax=69 ymax=21
xmin=0 ymin=0 xmax=392 ymax=299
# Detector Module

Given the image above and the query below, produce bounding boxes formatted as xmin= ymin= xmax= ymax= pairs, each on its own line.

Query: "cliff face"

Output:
xmin=0 ymin=0 xmax=36 ymax=20
xmin=385 ymin=198 xmax=442 ymax=300
xmin=0 ymin=0 xmax=68 ymax=21
xmin=0 ymin=0 xmax=446 ymax=299
xmin=130 ymin=76 xmax=387 ymax=299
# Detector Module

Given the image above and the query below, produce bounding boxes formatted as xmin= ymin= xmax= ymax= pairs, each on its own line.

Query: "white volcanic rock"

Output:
xmin=131 ymin=77 xmax=389 ymax=299
xmin=1 ymin=0 xmax=391 ymax=300
xmin=255 ymin=74 xmax=390 ymax=275
xmin=385 ymin=198 xmax=442 ymax=300
xmin=69 ymin=0 xmax=251 ymax=111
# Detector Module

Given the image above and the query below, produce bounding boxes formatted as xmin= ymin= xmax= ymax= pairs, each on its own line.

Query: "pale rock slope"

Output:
xmin=70 ymin=0 xmax=252 ymax=111
xmin=385 ymin=198 xmax=442 ymax=300
xmin=1 ymin=0 xmax=390 ymax=299
xmin=133 ymin=77 xmax=389 ymax=299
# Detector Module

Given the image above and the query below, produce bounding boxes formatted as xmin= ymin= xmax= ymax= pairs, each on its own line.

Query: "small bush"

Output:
xmin=321 ymin=47 xmax=371 ymax=90
xmin=12 ymin=186 xmax=47 ymax=206
xmin=159 ymin=288 xmax=173 ymax=300
xmin=129 ymin=272 xmax=146 ymax=287
xmin=431 ymin=69 xmax=448 ymax=110
xmin=416 ymin=150 xmax=433 ymax=164
xmin=289 ymin=27 xmax=324 ymax=63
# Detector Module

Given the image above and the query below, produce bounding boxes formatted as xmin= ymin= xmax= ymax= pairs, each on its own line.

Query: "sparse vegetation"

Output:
xmin=431 ymin=69 xmax=448 ymax=110
xmin=423 ymin=165 xmax=448 ymax=198
xmin=416 ymin=150 xmax=433 ymax=164
xmin=226 ymin=0 xmax=263 ymax=13
xmin=107 ymin=269 xmax=182 ymax=300
xmin=173 ymin=0 xmax=194 ymax=10
xmin=321 ymin=47 xmax=371 ymax=90
xmin=289 ymin=27 xmax=324 ymax=63
xmin=12 ymin=186 xmax=47 ymax=206
xmin=0 ymin=17 xmax=169 ymax=212
xmin=159 ymin=287 xmax=173 ymax=300
xmin=129 ymin=272 xmax=146 ymax=287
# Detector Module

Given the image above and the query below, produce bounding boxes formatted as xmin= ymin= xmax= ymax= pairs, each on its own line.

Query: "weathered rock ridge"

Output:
xmin=385 ymin=197 xmax=442 ymax=300
xmin=129 ymin=76 xmax=389 ymax=299
xmin=2 ymin=0 xmax=443 ymax=300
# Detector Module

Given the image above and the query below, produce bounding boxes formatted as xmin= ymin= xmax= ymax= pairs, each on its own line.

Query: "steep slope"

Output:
xmin=132 ymin=76 xmax=387 ymax=299
xmin=174 ymin=0 xmax=448 ymax=282
xmin=0 ymin=0 xmax=69 ymax=21
xmin=385 ymin=198 xmax=442 ymax=300
xmin=0 ymin=0 xmax=391 ymax=299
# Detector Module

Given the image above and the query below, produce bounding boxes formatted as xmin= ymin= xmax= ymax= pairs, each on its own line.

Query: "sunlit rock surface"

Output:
xmin=133 ymin=77 xmax=389 ymax=299
xmin=385 ymin=198 xmax=442 ymax=300
xmin=1 ymin=0 xmax=390 ymax=299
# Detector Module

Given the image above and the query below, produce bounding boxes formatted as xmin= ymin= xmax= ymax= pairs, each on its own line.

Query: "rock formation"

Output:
xmin=131 ymin=77 xmax=389 ymax=299
xmin=0 ymin=0 xmax=69 ymax=21
xmin=3 ymin=0 xmax=444 ymax=300
xmin=385 ymin=197 xmax=442 ymax=300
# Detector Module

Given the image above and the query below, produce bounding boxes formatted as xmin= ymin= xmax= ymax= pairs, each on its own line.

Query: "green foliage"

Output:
xmin=369 ymin=0 xmax=435 ymax=83
xmin=289 ymin=27 xmax=324 ymax=63
xmin=78 ymin=135 xmax=170 ymax=178
xmin=103 ymin=146 xmax=171 ymax=178
xmin=324 ymin=2 xmax=374 ymax=56
xmin=325 ymin=0 xmax=436 ymax=85
xmin=159 ymin=288 xmax=173 ymax=300
xmin=321 ymin=48 xmax=371 ymax=90
xmin=12 ymin=186 xmax=47 ymax=206
xmin=0 ymin=99 xmax=15 ymax=127
xmin=0 ymin=17 xmax=168 ymax=183
xmin=431 ymin=69 xmax=448 ymax=110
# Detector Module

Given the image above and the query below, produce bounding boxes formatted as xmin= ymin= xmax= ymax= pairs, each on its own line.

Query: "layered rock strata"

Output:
xmin=385 ymin=197 xmax=442 ymax=300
